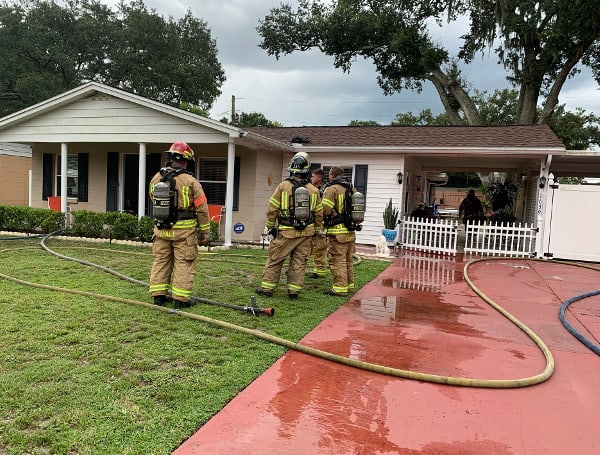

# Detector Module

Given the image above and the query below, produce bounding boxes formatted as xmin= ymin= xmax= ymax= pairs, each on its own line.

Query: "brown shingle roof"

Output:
xmin=245 ymin=125 xmax=565 ymax=149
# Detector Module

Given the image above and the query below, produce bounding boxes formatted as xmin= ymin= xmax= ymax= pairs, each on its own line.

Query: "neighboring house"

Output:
xmin=0 ymin=82 xmax=598 ymax=246
xmin=0 ymin=143 xmax=31 ymax=206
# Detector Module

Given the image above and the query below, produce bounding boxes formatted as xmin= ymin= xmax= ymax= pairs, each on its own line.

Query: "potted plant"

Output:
xmin=382 ymin=198 xmax=399 ymax=242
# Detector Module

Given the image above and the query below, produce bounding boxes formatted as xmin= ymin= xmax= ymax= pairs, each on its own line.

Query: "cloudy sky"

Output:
xmin=101 ymin=0 xmax=599 ymax=126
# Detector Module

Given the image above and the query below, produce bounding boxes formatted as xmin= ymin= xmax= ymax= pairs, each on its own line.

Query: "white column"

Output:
xmin=60 ymin=143 xmax=68 ymax=213
xmin=223 ymin=139 xmax=235 ymax=246
xmin=28 ymin=169 xmax=32 ymax=207
xmin=534 ymin=154 xmax=552 ymax=258
xmin=138 ymin=143 xmax=147 ymax=219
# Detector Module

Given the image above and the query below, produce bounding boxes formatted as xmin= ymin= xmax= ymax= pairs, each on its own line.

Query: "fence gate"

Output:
xmin=464 ymin=221 xmax=537 ymax=257
xmin=543 ymin=185 xmax=600 ymax=262
xmin=398 ymin=217 xmax=458 ymax=255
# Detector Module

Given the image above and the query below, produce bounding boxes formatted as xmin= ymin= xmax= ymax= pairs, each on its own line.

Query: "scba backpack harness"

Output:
xmin=324 ymin=179 xmax=365 ymax=232
xmin=278 ymin=177 xmax=313 ymax=230
xmin=152 ymin=168 xmax=195 ymax=229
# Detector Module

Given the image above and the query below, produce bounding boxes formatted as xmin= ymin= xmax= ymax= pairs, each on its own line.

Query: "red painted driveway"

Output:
xmin=174 ymin=252 xmax=600 ymax=455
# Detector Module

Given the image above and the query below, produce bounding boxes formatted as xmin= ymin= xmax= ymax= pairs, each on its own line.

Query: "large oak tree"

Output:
xmin=0 ymin=0 xmax=225 ymax=117
xmin=257 ymin=0 xmax=600 ymax=125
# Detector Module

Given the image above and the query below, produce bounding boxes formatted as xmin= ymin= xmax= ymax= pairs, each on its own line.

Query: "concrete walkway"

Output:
xmin=174 ymin=250 xmax=600 ymax=455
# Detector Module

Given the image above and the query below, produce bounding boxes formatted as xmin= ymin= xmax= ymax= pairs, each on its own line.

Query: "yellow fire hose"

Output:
xmin=1 ymin=236 xmax=598 ymax=388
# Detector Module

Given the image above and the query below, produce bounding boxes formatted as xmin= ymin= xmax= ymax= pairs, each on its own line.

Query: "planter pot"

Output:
xmin=382 ymin=228 xmax=397 ymax=242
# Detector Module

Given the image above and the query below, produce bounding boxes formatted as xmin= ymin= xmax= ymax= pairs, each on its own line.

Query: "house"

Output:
xmin=0 ymin=143 xmax=31 ymax=206
xmin=0 ymin=82 xmax=598 ymax=247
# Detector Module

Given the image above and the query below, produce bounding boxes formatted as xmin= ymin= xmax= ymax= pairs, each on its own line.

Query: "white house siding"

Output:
xmin=0 ymin=95 xmax=232 ymax=144
xmin=298 ymin=153 xmax=406 ymax=245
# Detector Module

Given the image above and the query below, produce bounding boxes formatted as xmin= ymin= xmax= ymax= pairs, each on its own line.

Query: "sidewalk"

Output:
xmin=174 ymin=251 xmax=600 ymax=455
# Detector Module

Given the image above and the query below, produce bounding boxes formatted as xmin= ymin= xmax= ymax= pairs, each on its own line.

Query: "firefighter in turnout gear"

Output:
xmin=149 ymin=141 xmax=210 ymax=308
xmin=255 ymin=151 xmax=323 ymax=300
xmin=309 ymin=168 xmax=328 ymax=278
xmin=321 ymin=166 xmax=358 ymax=297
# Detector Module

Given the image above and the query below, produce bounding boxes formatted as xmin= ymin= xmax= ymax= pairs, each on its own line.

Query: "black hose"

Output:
xmin=558 ymin=290 xmax=600 ymax=355
xmin=38 ymin=231 xmax=275 ymax=316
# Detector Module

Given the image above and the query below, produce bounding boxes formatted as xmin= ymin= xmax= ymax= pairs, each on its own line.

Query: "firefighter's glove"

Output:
xmin=268 ymin=228 xmax=278 ymax=238
xmin=198 ymin=232 xmax=209 ymax=245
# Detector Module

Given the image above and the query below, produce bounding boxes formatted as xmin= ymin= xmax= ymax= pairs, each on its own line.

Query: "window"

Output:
xmin=198 ymin=157 xmax=240 ymax=210
xmin=43 ymin=152 xmax=88 ymax=202
xmin=56 ymin=154 xmax=79 ymax=198
xmin=323 ymin=165 xmax=353 ymax=184
xmin=319 ymin=164 xmax=368 ymax=197
xmin=198 ymin=158 xmax=227 ymax=204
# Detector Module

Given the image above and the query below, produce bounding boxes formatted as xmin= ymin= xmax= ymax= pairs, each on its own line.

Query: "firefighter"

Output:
xmin=321 ymin=166 xmax=357 ymax=297
xmin=255 ymin=151 xmax=323 ymax=300
xmin=309 ymin=168 xmax=328 ymax=278
xmin=148 ymin=141 xmax=210 ymax=308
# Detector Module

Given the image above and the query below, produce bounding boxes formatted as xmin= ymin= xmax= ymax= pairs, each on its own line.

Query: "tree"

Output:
xmin=0 ymin=0 xmax=225 ymax=116
xmin=222 ymin=111 xmax=281 ymax=127
xmin=257 ymin=0 xmax=600 ymax=125
xmin=348 ymin=120 xmax=381 ymax=126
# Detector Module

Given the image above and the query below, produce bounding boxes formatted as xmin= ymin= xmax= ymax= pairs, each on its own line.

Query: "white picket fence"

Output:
xmin=398 ymin=217 xmax=459 ymax=256
xmin=397 ymin=216 xmax=538 ymax=257
xmin=464 ymin=220 xmax=537 ymax=257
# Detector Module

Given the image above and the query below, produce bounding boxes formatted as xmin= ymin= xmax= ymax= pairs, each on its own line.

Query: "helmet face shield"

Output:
xmin=287 ymin=151 xmax=311 ymax=177
xmin=166 ymin=141 xmax=195 ymax=161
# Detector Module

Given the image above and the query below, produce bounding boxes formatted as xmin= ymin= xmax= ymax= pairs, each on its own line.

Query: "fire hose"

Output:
xmin=1 ymin=232 xmax=599 ymax=387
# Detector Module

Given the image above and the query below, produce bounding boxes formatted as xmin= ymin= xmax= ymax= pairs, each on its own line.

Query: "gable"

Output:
xmin=0 ymin=93 xmax=232 ymax=144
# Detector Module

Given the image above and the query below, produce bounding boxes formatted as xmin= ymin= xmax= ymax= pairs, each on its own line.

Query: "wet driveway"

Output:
xmin=174 ymin=251 xmax=600 ymax=455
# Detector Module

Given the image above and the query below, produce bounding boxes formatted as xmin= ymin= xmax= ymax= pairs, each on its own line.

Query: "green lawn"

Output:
xmin=0 ymin=236 xmax=388 ymax=454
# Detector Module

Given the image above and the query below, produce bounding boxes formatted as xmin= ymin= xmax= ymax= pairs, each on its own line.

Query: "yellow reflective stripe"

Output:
xmin=173 ymin=219 xmax=197 ymax=229
xmin=288 ymin=284 xmax=302 ymax=292
xmin=149 ymin=284 xmax=169 ymax=293
xmin=269 ymin=196 xmax=281 ymax=208
xmin=260 ymin=281 xmax=277 ymax=290
xmin=199 ymin=222 xmax=210 ymax=231
xmin=281 ymin=191 xmax=289 ymax=210
xmin=181 ymin=186 xmax=191 ymax=208
xmin=150 ymin=183 xmax=155 ymax=195
xmin=172 ymin=286 xmax=192 ymax=298
xmin=266 ymin=220 xmax=276 ymax=228
xmin=332 ymin=285 xmax=348 ymax=294
xmin=337 ymin=193 xmax=344 ymax=212
xmin=327 ymin=225 xmax=349 ymax=234
xmin=322 ymin=198 xmax=335 ymax=208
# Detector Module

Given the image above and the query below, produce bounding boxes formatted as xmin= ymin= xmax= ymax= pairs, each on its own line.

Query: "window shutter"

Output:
xmin=78 ymin=153 xmax=89 ymax=202
xmin=106 ymin=152 xmax=119 ymax=212
xmin=42 ymin=154 xmax=53 ymax=200
xmin=233 ymin=156 xmax=240 ymax=211
xmin=354 ymin=164 xmax=368 ymax=197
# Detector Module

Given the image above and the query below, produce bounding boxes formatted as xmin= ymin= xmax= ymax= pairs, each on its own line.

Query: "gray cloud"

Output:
xmin=100 ymin=0 xmax=599 ymax=126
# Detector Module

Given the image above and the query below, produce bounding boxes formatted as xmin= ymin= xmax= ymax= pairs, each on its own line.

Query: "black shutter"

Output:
xmin=310 ymin=162 xmax=321 ymax=172
xmin=42 ymin=154 xmax=53 ymax=200
xmin=106 ymin=152 xmax=119 ymax=212
xmin=354 ymin=164 xmax=368 ymax=197
xmin=77 ymin=153 xmax=88 ymax=202
xmin=233 ymin=156 xmax=240 ymax=211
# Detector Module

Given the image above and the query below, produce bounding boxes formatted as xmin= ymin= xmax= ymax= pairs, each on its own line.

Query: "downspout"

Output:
xmin=138 ymin=143 xmax=146 ymax=219
xmin=534 ymin=154 xmax=552 ymax=258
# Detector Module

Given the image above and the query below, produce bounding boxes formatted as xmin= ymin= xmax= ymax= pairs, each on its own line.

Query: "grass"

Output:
xmin=0 ymin=235 xmax=389 ymax=454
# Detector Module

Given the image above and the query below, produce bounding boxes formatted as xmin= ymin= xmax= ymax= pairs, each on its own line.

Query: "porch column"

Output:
xmin=223 ymin=139 xmax=235 ymax=246
xmin=60 ymin=143 xmax=68 ymax=213
xmin=534 ymin=154 xmax=552 ymax=258
xmin=138 ymin=143 xmax=147 ymax=220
